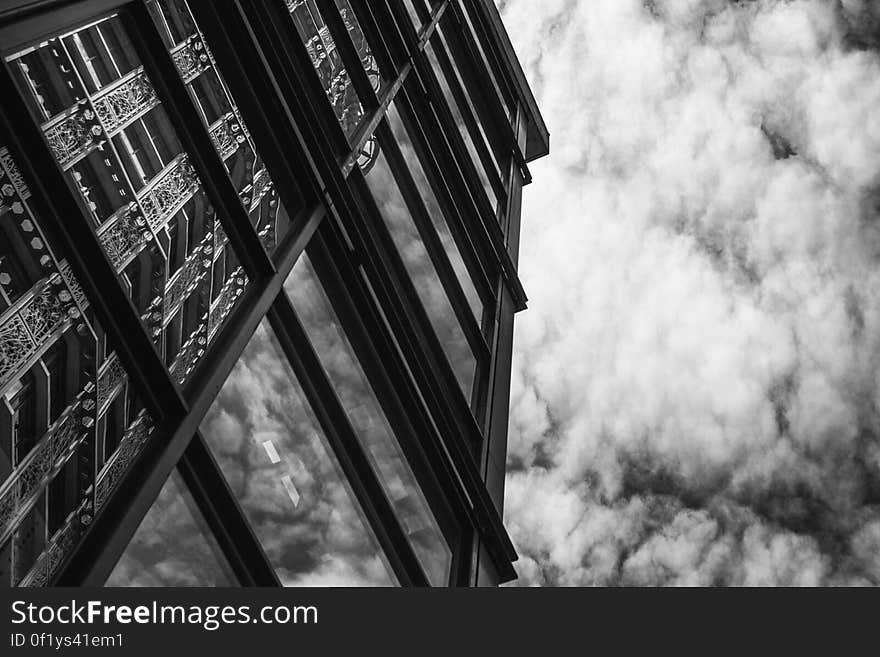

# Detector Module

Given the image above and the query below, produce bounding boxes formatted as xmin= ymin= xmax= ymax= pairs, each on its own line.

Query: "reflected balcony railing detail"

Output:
xmin=171 ymin=35 xmax=211 ymax=83
xmin=148 ymin=0 xmax=294 ymax=257
xmin=168 ymin=321 xmax=208 ymax=385
xmin=163 ymin=233 xmax=214 ymax=323
xmin=8 ymin=14 xmax=251 ymax=390
xmin=139 ymin=155 xmax=201 ymax=231
xmin=96 ymin=353 xmax=127 ymax=415
xmin=18 ymin=504 xmax=86 ymax=587
xmin=94 ymin=411 xmax=156 ymax=512
xmin=210 ymin=112 xmax=246 ymax=161
xmin=0 ymin=390 xmax=94 ymax=544
xmin=287 ymin=0 xmax=381 ymax=143
xmin=92 ymin=71 xmax=159 ymax=136
xmin=0 ymin=279 xmax=81 ymax=392
xmin=43 ymin=106 xmax=101 ymax=170
xmin=208 ymin=266 xmax=246 ymax=341
xmin=96 ymin=203 xmax=152 ymax=272
xmin=0 ymin=141 xmax=156 ymax=587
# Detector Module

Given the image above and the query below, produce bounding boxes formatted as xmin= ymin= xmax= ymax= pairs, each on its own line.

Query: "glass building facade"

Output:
xmin=0 ymin=0 xmax=548 ymax=587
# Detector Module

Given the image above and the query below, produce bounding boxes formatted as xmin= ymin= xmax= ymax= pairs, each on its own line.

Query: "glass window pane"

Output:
xmin=0 ymin=141 xmax=156 ymax=588
xmin=436 ymin=22 xmax=508 ymax=186
xmin=201 ymin=319 xmax=396 ymax=586
xmin=386 ymin=102 xmax=484 ymax=324
xmin=284 ymin=255 xmax=452 ymax=586
xmin=105 ymin=469 xmax=236 ymax=586
xmin=424 ymin=38 xmax=500 ymax=215
xmin=286 ymin=0 xmax=369 ymax=140
xmin=6 ymin=14 xmax=250 ymax=390
xmin=359 ymin=139 xmax=477 ymax=400
xmin=147 ymin=0 xmax=296 ymax=256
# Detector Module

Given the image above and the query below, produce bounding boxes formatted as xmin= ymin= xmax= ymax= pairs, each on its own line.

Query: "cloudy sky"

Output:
xmin=497 ymin=0 xmax=880 ymax=585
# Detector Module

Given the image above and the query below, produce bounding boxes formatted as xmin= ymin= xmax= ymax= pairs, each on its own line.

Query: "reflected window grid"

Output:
xmin=147 ymin=0 xmax=294 ymax=257
xmin=0 ymin=142 xmax=156 ymax=587
xmin=6 ymin=14 xmax=251 ymax=389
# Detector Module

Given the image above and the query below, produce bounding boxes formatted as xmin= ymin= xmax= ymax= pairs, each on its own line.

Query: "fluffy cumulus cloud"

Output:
xmin=497 ymin=0 xmax=880 ymax=585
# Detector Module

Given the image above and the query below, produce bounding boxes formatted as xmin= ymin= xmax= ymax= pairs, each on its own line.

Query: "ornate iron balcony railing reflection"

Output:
xmin=1 ymin=139 xmax=158 ymax=586
xmin=0 ymin=385 xmax=95 ymax=550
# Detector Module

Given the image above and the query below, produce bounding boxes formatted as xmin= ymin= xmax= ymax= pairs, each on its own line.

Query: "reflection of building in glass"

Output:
xmin=0 ymin=0 xmax=547 ymax=587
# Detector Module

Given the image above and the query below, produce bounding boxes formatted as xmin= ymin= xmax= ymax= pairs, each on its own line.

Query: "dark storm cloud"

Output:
xmin=497 ymin=0 xmax=880 ymax=585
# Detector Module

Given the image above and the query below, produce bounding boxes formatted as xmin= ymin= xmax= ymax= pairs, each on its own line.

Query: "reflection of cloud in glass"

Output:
xmin=284 ymin=256 xmax=452 ymax=585
xmin=200 ymin=319 xmax=395 ymax=587
xmin=106 ymin=471 xmax=235 ymax=586
xmin=361 ymin=144 xmax=477 ymax=400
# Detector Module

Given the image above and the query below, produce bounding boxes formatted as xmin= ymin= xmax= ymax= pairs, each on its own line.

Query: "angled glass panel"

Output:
xmin=423 ymin=36 xmax=500 ymax=216
xmin=147 ymin=0 xmax=296 ymax=256
xmin=284 ymin=0 xmax=378 ymax=140
xmin=201 ymin=319 xmax=396 ymax=586
xmin=386 ymin=101 xmax=484 ymax=325
xmin=358 ymin=134 xmax=477 ymax=400
xmin=105 ymin=469 xmax=235 ymax=586
xmin=284 ymin=255 xmax=452 ymax=586
xmin=436 ymin=20 xmax=508 ymax=186
xmin=0 ymin=141 xmax=155 ymax=587
xmin=6 ymin=13 xmax=249 ymax=389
